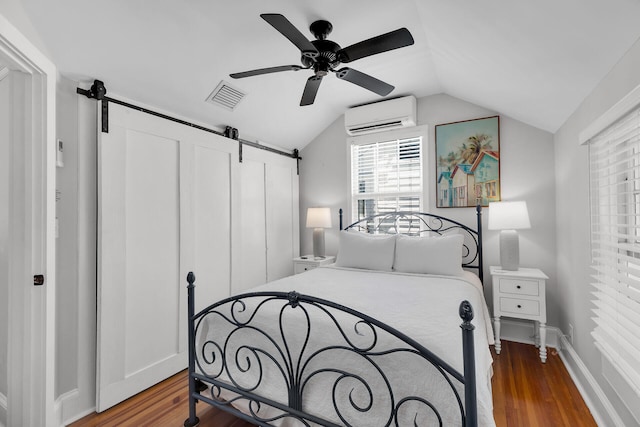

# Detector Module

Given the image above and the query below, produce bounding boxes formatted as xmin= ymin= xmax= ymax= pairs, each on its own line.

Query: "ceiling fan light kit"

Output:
xmin=230 ymin=13 xmax=414 ymax=106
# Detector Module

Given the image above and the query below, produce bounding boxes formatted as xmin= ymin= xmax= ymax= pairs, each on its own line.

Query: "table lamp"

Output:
xmin=306 ymin=207 xmax=332 ymax=259
xmin=488 ymin=201 xmax=530 ymax=271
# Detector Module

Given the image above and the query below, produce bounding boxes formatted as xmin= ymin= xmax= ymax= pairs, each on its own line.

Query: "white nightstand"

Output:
xmin=293 ymin=256 xmax=335 ymax=274
xmin=490 ymin=266 xmax=549 ymax=362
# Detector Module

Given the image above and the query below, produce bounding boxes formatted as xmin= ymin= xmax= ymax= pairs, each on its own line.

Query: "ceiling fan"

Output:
xmin=230 ymin=13 xmax=415 ymax=106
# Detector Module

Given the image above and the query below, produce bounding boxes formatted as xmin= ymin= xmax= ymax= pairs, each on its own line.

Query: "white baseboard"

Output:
xmin=63 ymin=407 xmax=95 ymax=426
xmin=57 ymin=388 xmax=97 ymax=426
xmin=0 ymin=391 xmax=6 ymax=427
xmin=53 ymin=394 xmax=64 ymax=427
xmin=557 ymin=334 xmax=625 ymax=427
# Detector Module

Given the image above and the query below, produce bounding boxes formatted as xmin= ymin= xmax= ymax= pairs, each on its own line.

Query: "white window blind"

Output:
xmin=589 ymin=104 xmax=640 ymax=394
xmin=351 ymin=136 xmax=423 ymax=223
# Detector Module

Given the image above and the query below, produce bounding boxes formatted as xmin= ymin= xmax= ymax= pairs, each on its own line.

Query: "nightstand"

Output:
xmin=293 ymin=256 xmax=335 ymax=274
xmin=490 ymin=266 xmax=549 ymax=362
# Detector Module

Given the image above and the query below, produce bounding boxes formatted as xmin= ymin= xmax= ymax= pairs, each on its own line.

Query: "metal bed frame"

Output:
xmin=340 ymin=205 xmax=484 ymax=284
xmin=184 ymin=207 xmax=483 ymax=427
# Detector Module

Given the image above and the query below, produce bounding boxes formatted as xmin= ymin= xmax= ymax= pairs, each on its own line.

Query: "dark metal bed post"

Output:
xmin=339 ymin=208 xmax=343 ymax=231
xmin=184 ymin=272 xmax=200 ymax=427
xmin=476 ymin=205 xmax=484 ymax=284
xmin=459 ymin=300 xmax=477 ymax=427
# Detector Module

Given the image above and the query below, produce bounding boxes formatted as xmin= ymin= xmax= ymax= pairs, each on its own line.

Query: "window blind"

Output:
xmin=351 ymin=137 xmax=422 ymax=223
xmin=589 ymin=105 xmax=640 ymax=394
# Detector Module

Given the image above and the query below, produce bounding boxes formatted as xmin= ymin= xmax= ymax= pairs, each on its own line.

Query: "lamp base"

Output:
xmin=312 ymin=228 xmax=326 ymax=259
xmin=499 ymin=230 xmax=520 ymax=271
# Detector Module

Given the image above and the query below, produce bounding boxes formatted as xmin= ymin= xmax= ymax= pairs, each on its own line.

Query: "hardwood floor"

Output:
xmin=491 ymin=341 xmax=596 ymax=427
xmin=70 ymin=341 xmax=596 ymax=427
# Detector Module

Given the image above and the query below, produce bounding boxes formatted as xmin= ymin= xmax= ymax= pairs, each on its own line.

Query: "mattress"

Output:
xmin=197 ymin=265 xmax=495 ymax=426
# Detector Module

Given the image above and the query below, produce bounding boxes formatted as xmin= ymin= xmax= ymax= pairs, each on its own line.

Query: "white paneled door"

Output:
xmin=233 ymin=149 xmax=300 ymax=294
xmin=96 ymin=104 xmax=235 ymax=411
xmin=236 ymin=158 xmax=267 ymax=293
xmin=266 ymin=163 xmax=300 ymax=282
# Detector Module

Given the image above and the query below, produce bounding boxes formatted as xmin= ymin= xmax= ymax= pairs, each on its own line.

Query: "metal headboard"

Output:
xmin=339 ymin=206 xmax=484 ymax=284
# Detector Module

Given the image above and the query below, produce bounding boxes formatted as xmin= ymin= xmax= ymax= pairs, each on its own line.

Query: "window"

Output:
xmin=588 ymin=103 xmax=640 ymax=394
xmin=350 ymin=130 xmax=424 ymax=225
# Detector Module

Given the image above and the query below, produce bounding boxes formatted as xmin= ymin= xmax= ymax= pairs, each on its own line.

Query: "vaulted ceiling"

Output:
xmin=17 ymin=0 xmax=640 ymax=150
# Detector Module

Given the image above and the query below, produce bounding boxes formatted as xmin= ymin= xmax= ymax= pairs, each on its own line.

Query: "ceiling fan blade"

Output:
xmin=300 ymin=76 xmax=323 ymax=106
xmin=230 ymin=65 xmax=304 ymax=79
xmin=261 ymin=14 xmax=319 ymax=58
xmin=338 ymin=28 xmax=414 ymax=63
xmin=335 ymin=68 xmax=394 ymax=96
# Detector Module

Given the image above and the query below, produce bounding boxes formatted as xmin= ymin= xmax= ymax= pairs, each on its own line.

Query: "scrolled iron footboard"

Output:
xmin=184 ymin=272 xmax=478 ymax=427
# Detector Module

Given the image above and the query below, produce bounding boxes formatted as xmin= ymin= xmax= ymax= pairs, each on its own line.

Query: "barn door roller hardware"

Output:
xmin=76 ymin=79 xmax=301 ymax=170
xmin=77 ymin=79 xmax=109 ymax=132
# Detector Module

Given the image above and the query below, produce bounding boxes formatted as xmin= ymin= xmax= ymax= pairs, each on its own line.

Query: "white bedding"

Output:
xmin=198 ymin=265 xmax=495 ymax=426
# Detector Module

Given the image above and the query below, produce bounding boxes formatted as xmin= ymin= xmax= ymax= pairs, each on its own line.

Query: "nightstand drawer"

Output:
xmin=294 ymin=263 xmax=315 ymax=274
xmin=499 ymin=297 xmax=540 ymax=316
xmin=293 ymin=256 xmax=335 ymax=275
xmin=498 ymin=278 xmax=539 ymax=296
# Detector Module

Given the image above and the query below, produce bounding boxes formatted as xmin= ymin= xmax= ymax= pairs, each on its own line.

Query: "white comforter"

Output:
xmin=199 ymin=266 xmax=495 ymax=426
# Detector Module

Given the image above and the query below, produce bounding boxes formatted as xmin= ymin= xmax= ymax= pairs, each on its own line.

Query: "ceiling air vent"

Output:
xmin=206 ymin=80 xmax=246 ymax=111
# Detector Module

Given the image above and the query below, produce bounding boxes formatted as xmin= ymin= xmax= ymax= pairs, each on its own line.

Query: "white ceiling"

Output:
xmin=17 ymin=0 xmax=640 ymax=150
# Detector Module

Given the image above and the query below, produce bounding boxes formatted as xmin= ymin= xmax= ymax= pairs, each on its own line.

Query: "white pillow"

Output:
xmin=393 ymin=234 xmax=464 ymax=276
xmin=335 ymin=231 xmax=396 ymax=271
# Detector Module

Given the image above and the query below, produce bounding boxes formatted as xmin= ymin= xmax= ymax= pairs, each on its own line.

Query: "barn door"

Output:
xmin=233 ymin=147 xmax=299 ymax=294
xmin=266 ymin=162 xmax=300 ymax=282
xmin=96 ymin=103 xmax=233 ymax=411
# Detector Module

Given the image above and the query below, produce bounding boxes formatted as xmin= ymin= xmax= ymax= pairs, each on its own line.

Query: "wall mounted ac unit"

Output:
xmin=345 ymin=95 xmax=417 ymax=136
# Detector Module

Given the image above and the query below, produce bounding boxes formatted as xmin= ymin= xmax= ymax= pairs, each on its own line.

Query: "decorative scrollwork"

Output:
xmin=344 ymin=211 xmax=482 ymax=274
xmin=188 ymin=292 xmax=475 ymax=426
xmin=287 ymin=290 xmax=301 ymax=308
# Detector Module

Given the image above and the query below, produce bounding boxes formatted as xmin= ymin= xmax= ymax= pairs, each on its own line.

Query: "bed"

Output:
xmin=184 ymin=207 xmax=495 ymax=427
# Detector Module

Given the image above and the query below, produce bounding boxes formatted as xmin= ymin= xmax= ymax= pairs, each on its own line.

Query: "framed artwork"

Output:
xmin=435 ymin=116 xmax=500 ymax=208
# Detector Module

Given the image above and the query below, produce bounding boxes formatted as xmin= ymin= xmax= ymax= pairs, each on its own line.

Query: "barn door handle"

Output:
xmin=34 ymin=274 xmax=44 ymax=286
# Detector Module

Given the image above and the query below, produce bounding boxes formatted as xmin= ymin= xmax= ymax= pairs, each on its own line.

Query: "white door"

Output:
xmin=266 ymin=162 xmax=299 ymax=281
xmin=235 ymin=158 xmax=268 ymax=293
xmin=235 ymin=147 xmax=299 ymax=291
xmin=181 ymin=137 xmax=233 ymax=313
xmin=0 ymin=15 xmax=57 ymax=426
xmin=96 ymin=103 xmax=234 ymax=411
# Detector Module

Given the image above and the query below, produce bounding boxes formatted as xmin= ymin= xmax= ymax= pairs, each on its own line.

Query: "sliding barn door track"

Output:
xmin=77 ymin=79 xmax=301 ymax=170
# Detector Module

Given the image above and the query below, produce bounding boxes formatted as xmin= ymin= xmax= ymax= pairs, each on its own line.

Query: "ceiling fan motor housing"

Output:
xmin=302 ymin=39 xmax=341 ymax=76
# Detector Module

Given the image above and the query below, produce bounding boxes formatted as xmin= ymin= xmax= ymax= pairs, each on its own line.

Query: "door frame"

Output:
xmin=0 ymin=13 xmax=57 ymax=427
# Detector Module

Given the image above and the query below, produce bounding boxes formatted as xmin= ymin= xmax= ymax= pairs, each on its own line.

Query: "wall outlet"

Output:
xmin=569 ymin=324 xmax=574 ymax=345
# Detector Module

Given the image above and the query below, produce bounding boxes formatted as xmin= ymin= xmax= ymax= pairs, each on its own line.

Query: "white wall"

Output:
xmin=55 ymin=77 xmax=79 ymax=397
xmin=299 ymin=93 xmax=557 ymax=322
xmin=554 ymin=37 xmax=640 ymax=427
xmin=0 ymin=0 xmax=50 ymax=60
xmin=54 ymin=76 xmax=98 ymax=421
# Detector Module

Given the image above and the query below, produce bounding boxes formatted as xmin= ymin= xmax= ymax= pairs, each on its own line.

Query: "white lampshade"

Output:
xmin=488 ymin=201 xmax=531 ymax=230
xmin=306 ymin=207 xmax=331 ymax=259
xmin=488 ymin=201 xmax=530 ymax=271
xmin=306 ymin=207 xmax=332 ymax=229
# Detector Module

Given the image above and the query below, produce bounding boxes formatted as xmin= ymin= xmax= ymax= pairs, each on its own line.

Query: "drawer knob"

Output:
xmin=516 ymin=285 xmax=521 ymax=289
xmin=517 ymin=304 xmax=522 ymax=308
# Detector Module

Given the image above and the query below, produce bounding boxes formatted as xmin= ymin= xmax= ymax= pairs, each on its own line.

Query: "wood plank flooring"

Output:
xmin=70 ymin=341 xmax=596 ymax=427
xmin=490 ymin=341 xmax=596 ymax=427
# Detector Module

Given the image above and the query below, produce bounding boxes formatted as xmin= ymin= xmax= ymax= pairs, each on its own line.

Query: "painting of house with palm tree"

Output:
xmin=435 ymin=116 xmax=500 ymax=207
